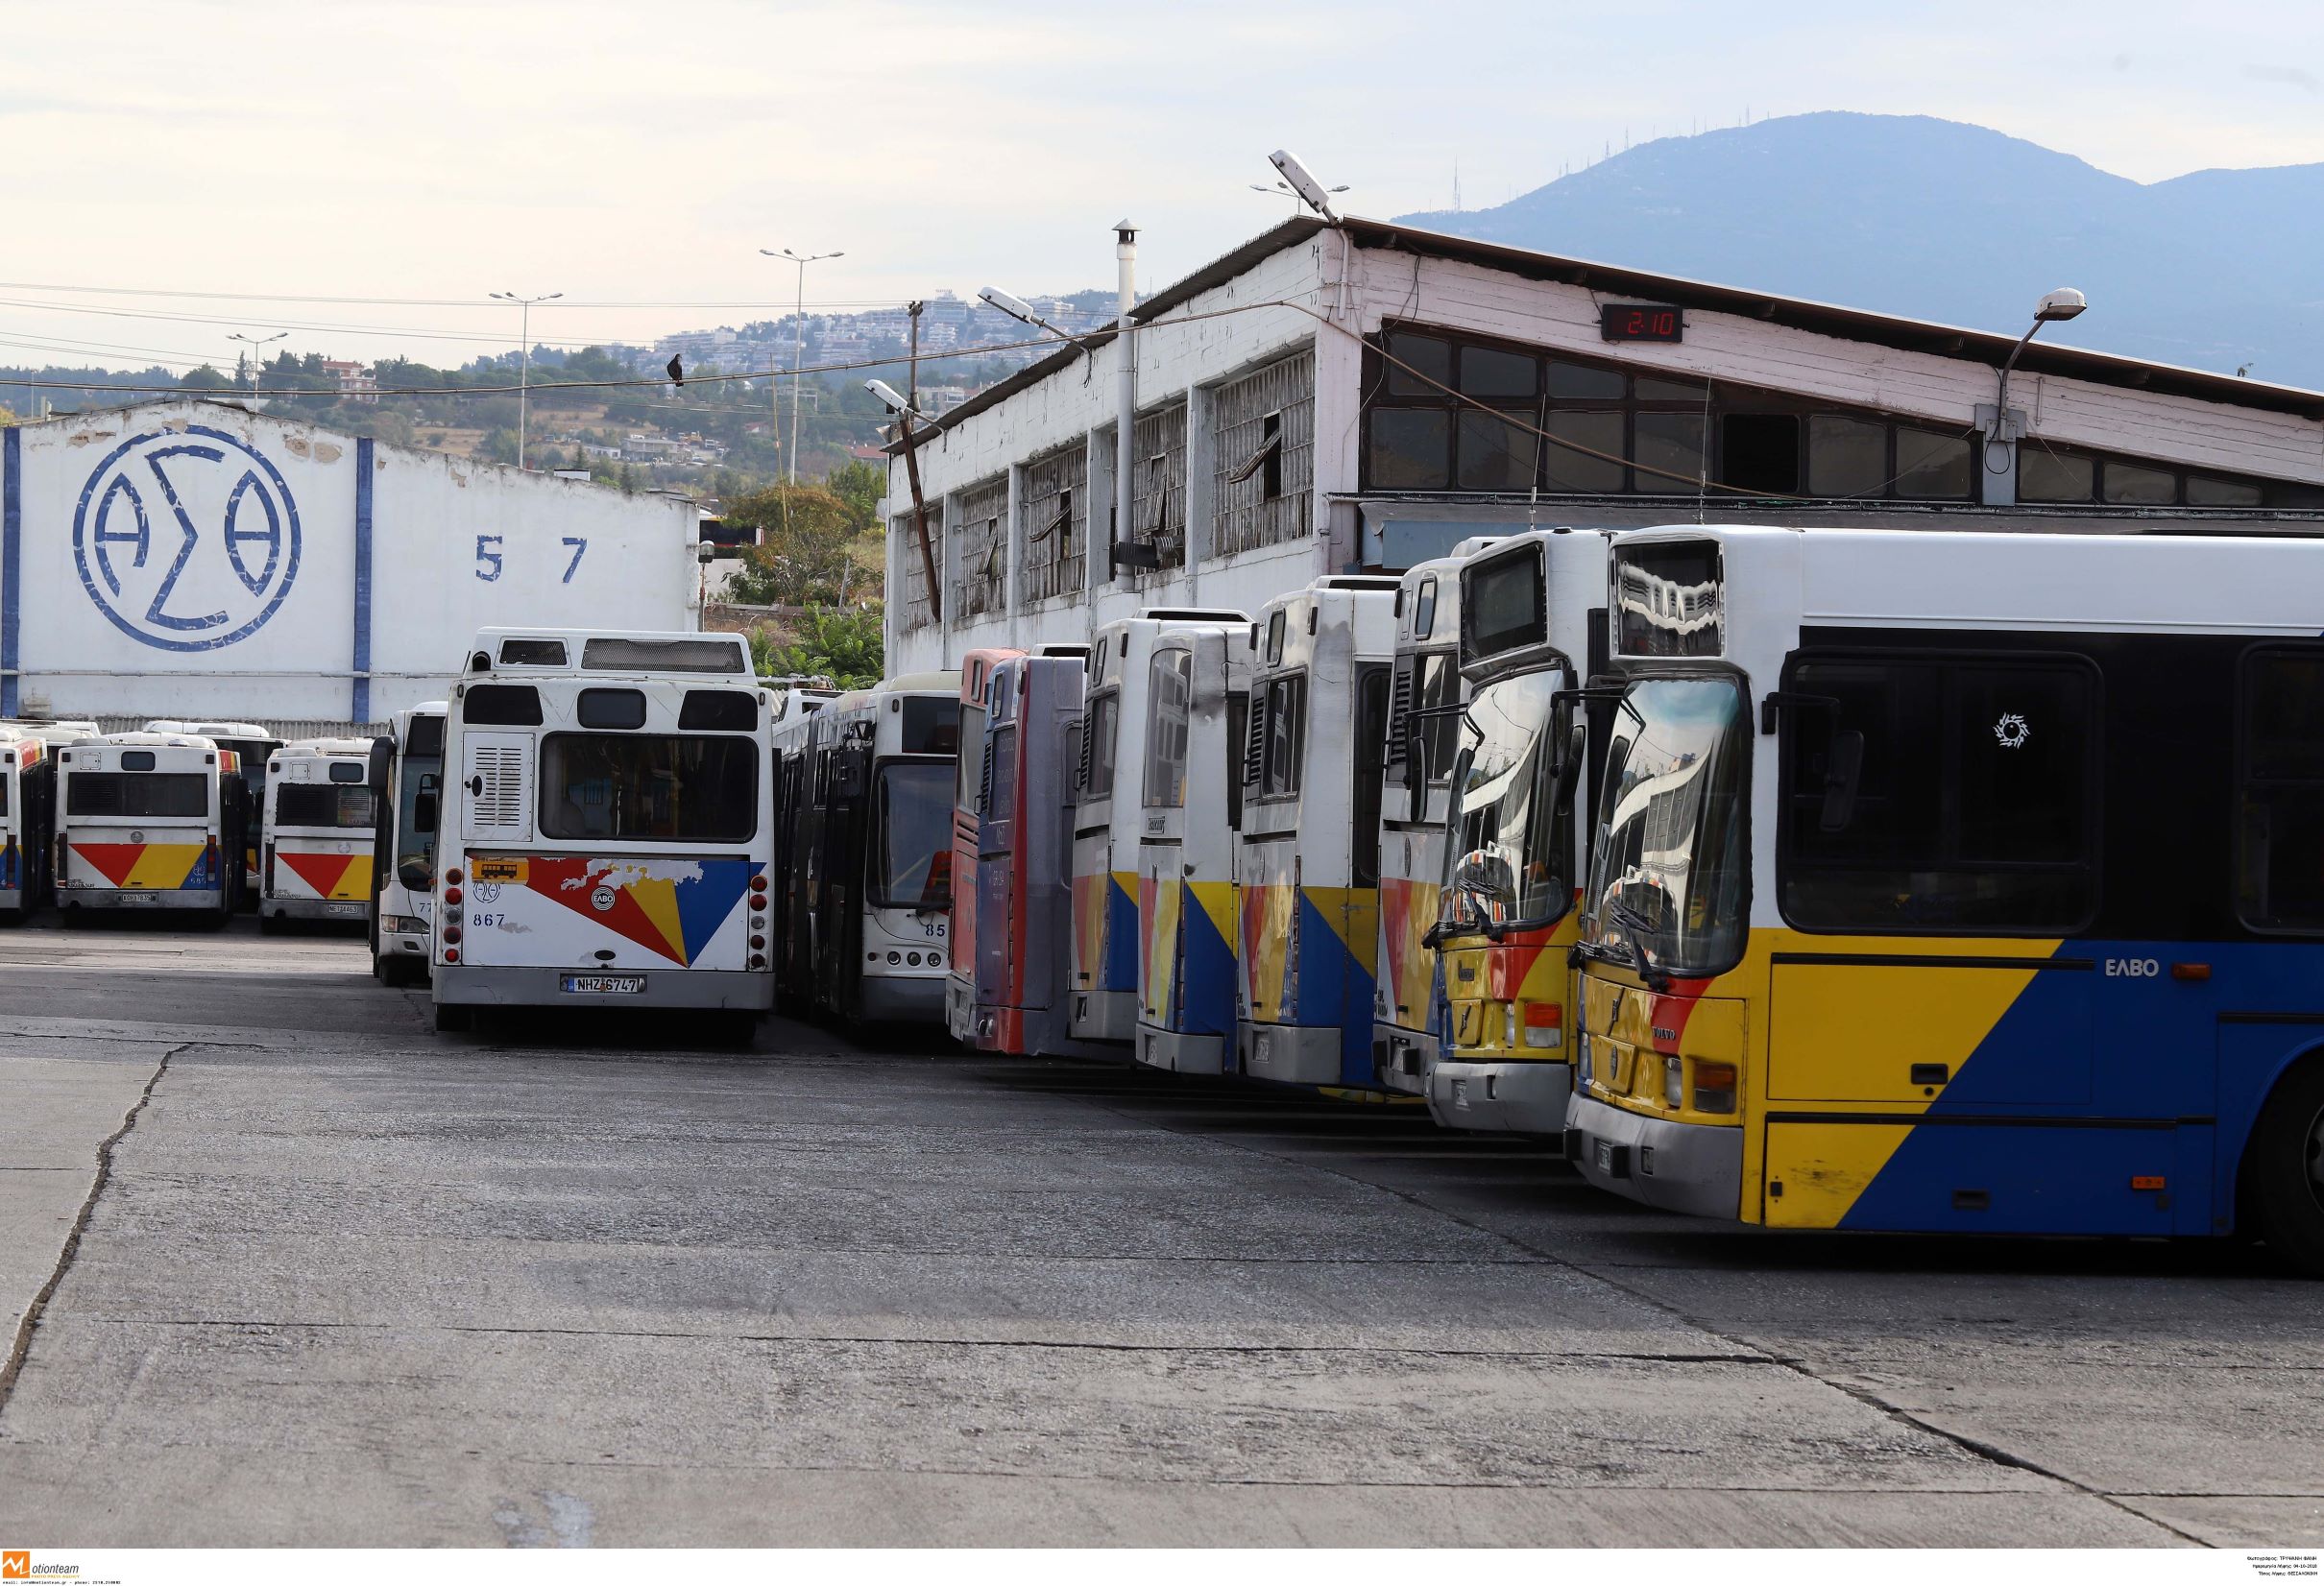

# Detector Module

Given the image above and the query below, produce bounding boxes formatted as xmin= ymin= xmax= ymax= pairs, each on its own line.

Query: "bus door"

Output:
xmin=1760 ymin=649 xmax=2126 ymax=1234
xmin=975 ymin=684 xmax=1020 ymax=1038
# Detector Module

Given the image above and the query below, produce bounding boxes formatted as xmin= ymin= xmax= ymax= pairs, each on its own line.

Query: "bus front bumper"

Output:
xmin=1427 ymin=1057 xmax=1571 ymax=1137
xmin=1237 ymin=1021 xmax=1343 ymax=1087
xmin=434 ymin=963 xmax=773 ymax=1012
xmin=859 ymin=972 xmax=944 ymax=1025
xmin=1137 ymin=1023 xmax=1225 ymax=1075
xmin=1372 ymin=1024 xmax=1437 ymax=1096
xmin=1563 ymin=1093 xmax=1743 ymax=1219
xmin=1070 ymin=986 xmax=1136 ymax=1044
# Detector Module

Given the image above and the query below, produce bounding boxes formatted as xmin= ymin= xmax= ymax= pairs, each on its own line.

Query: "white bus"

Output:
xmin=258 ymin=737 xmax=378 ymax=929
xmin=1071 ymin=609 xmax=1247 ymax=1045
xmin=431 ymin=628 xmax=773 ymax=1040
xmin=1236 ymin=577 xmax=1399 ymax=1088
xmin=368 ymin=703 xmax=447 ymax=984
xmin=147 ymin=719 xmax=283 ymax=899
xmin=56 ymin=731 xmax=249 ymax=922
xmin=769 ymin=672 xmax=960 ymax=1024
xmin=0 ymin=726 xmax=61 ymax=921
xmin=1131 ymin=621 xmax=1250 ymax=1074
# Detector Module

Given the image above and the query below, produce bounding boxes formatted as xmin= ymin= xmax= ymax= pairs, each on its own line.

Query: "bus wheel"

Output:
xmin=432 ymin=1002 xmax=473 ymax=1034
xmin=2246 ymin=1059 xmax=2324 ymax=1278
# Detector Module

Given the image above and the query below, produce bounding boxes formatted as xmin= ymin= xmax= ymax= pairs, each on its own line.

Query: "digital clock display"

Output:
xmin=1601 ymin=303 xmax=1683 ymax=343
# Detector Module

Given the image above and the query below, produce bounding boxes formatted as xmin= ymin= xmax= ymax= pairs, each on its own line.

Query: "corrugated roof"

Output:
xmin=896 ymin=214 xmax=2324 ymax=451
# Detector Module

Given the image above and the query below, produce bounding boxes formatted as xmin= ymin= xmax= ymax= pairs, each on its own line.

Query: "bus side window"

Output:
xmin=1352 ymin=664 xmax=1391 ymax=889
xmin=1225 ymin=691 xmax=1248 ymax=830
xmin=2238 ymin=644 xmax=2324 ymax=932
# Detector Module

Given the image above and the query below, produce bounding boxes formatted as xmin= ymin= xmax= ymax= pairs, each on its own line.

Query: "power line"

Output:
xmin=0 ymin=279 xmax=933 ymax=311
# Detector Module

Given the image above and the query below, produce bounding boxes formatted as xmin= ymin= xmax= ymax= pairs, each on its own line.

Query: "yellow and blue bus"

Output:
xmin=1565 ymin=525 xmax=2324 ymax=1273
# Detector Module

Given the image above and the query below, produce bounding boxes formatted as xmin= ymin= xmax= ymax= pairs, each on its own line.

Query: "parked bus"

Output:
xmin=431 ymin=629 xmax=772 ymax=1039
xmin=947 ymin=649 xmax=1022 ymax=1045
xmin=0 ymin=726 xmax=60 ymax=921
xmin=1072 ymin=610 xmax=1247 ymax=1045
xmin=1235 ymin=578 xmax=1399 ymax=1087
xmin=148 ymin=719 xmax=282 ymax=900
xmin=1424 ymin=528 xmax=1610 ymax=1136
xmin=769 ymin=672 xmax=959 ymax=1024
xmin=368 ymin=703 xmax=447 ymax=985
xmin=56 ymin=731 xmax=248 ymax=922
xmin=1564 ymin=525 xmax=2324 ymax=1274
xmin=1132 ymin=621 xmax=1250 ymax=1074
xmin=255 ymin=737 xmax=375 ymax=929
xmin=958 ymin=652 xmax=1101 ymax=1056
xmin=1371 ymin=540 xmax=1502 ymax=1095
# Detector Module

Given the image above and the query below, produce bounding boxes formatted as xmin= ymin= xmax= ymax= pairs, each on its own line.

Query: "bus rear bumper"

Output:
xmin=263 ymin=898 xmax=367 ymax=923
xmin=1427 ymin=1057 xmax=1571 ymax=1137
xmin=62 ymin=889 xmax=221 ymax=912
xmin=1564 ymin=1094 xmax=1743 ymax=1219
xmin=1237 ymin=1021 xmax=1343 ymax=1087
xmin=433 ymin=964 xmax=773 ymax=1012
xmin=1372 ymin=1024 xmax=1437 ymax=1095
xmin=1136 ymin=1023 xmax=1225 ymax=1075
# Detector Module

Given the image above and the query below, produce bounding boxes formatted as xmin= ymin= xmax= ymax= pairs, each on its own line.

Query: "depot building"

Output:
xmin=0 ymin=398 xmax=704 ymax=733
xmin=882 ymin=215 xmax=2324 ymax=672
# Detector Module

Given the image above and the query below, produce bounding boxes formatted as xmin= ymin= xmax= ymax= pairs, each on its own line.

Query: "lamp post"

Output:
xmin=759 ymin=248 xmax=842 ymax=484
xmin=227 ymin=330 xmax=286 ymax=394
xmin=1978 ymin=287 xmax=2088 ymax=506
xmin=489 ymin=290 xmax=562 ymax=470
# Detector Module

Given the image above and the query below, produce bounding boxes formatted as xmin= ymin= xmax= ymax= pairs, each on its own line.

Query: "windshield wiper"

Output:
xmin=1573 ymin=901 xmax=1671 ymax=993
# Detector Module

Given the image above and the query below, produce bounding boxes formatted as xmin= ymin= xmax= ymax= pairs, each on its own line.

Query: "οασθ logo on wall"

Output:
xmin=72 ymin=425 xmax=305 ymax=653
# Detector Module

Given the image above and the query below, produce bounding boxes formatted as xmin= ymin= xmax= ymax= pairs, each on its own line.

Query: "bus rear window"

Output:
xmin=678 ymin=690 xmax=758 ymax=732
xmin=68 ymin=773 xmax=209 ymax=818
xmin=538 ymin=733 xmax=757 ymax=843
xmin=465 ymin=685 xmax=544 ymax=726
xmin=277 ymin=784 xmax=377 ymax=829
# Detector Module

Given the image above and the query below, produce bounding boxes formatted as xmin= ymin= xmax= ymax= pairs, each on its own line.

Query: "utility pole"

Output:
xmin=490 ymin=290 xmax=561 ymax=469
xmin=1113 ymin=221 xmax=1137 ymax=581
xmin=900 ymin=300 xmax=933 ymax=621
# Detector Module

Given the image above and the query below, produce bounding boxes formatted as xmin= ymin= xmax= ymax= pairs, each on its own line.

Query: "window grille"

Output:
xmin=1121 ymin=399 xmax=1188 ymax=580
xmin=1213 ymin=351 xmax=1315 ymax=558
xmin=896 ymin=511 xmax=936 ymax=632
xmin=1020 ymin=443 xmax=1088 ymax=605
xmin=954 ymin=475 xmax=1009 ymax=619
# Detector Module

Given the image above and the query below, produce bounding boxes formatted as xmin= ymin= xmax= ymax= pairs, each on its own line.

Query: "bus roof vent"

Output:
xmin=1140 ymin=607 xmax=1248 ymax=623
xmin=1318 ymin=576 xmax=1401 ymax=591
xmin=581 ymin=637 xmax=748 ymax=675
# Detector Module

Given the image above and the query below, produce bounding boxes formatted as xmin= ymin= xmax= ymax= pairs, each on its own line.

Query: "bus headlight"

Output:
xmin=1664 ymin=1055 xmax=1684 ymax=1109
xmin=1693 ymin=1062 xmax=1738 ymax=1115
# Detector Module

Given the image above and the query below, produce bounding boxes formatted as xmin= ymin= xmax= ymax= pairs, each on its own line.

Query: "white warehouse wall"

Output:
xmin=1 ymin=400 xmax=701 ymax=726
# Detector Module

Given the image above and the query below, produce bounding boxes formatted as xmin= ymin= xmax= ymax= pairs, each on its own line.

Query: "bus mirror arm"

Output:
xmin=1551 ymin=723 xmax=1586 ymax=813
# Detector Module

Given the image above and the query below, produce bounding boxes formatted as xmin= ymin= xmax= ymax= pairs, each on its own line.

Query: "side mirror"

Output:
xmin=835 ymin=753 xmax=867 ymax=802
xmin=1819 ymin=729 xmax=1864 ymax=832
xmin=1403 ymin=726 xmax=1427 ymax=803
xmin=367 ymin=736 xmax=393 ymax=791
xmin=1552 ymin=721 xmax=1586 ymax=812
xmin=413 ymin=772 xmax=441 ymax=834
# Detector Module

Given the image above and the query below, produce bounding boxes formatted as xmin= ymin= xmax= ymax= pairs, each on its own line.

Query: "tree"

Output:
xmin=824 ymin=458 xmax=884 ymax=535
xmin=754 ymin=604 xmax=884 ymax=688
xmin=721 ymin=483 xmax=859 ymax=606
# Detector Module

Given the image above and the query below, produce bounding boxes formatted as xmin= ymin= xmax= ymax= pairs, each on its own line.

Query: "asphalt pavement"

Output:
xmin=0 ymin=917 xmax=2315 ymax=1547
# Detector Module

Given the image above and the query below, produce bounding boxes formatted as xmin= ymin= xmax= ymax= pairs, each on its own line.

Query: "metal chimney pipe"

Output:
xmin=1114 ymin=221 xmax=1138 ymax=578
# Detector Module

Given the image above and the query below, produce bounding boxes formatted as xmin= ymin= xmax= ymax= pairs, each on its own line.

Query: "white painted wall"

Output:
xmin=4 ymin=400 xmax=699 ymax=726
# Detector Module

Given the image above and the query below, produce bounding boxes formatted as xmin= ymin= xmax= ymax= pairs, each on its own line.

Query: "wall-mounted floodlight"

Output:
xmin=864 ymin=378 xmax=933 ymax=425
xmin=1268 ymin=150 xmax=1342 ymax=222
xmin=978 ymin=286 xmax=1076 ymax=343
xmin=1982 ymin=286 xmax=2093 ymax=502
xmin=2032 ymin=287 xmax=2088 ymax=324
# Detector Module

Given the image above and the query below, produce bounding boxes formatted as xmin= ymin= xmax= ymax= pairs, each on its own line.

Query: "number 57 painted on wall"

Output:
xmin=474 ymin=536 xmax=588 ymax=583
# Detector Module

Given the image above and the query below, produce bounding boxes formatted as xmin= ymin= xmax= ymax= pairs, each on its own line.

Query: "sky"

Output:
xmin=1 ymin=0 xmax=2317 ymax=375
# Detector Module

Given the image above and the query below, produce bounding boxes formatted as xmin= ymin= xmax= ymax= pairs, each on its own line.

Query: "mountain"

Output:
xmin=1395 ymin=112 xmax=2324 ymax=390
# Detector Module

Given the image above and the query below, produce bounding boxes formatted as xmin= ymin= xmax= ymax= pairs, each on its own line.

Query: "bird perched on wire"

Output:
xmin=666 ymin=355 xmax=685 ymax=386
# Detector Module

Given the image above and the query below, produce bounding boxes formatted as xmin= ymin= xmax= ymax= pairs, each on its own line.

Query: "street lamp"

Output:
xmin=1267 ymin=150 xmax=1345 ymax=222
xmin=489 ymin=290 xmax=562 ymax=470
xmin=227 ymin=330 xmax=286 ymax=394
xmin=759 ymin=247 xmax=843 ymax=484
xmin=1248 ymin=178 xmax=1347 ymax=212
xmin=1980 ymin=287 xmax=2088 ymax=502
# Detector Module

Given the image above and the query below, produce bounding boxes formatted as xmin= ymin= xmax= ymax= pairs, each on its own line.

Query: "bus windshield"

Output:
xmin=396 ymin=753 xmax=442 ymax=890
xmin=1583 ymin=677 xmax=1750 ymax=978
xmin=875 ymin=760 xmax=953 ymax=910
xmin=68 ymin=773 xmax=209 ymax=819
xmin=1437 ymin=671 xmax=1573 ymax=937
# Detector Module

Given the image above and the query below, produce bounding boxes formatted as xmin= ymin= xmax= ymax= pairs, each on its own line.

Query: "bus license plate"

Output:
xmin=562 ymin=973 xmax=646 ymax=996
xmin=116 ymin=891 xmax=160 ymax=907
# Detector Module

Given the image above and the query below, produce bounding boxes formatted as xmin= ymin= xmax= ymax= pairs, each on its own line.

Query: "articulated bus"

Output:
xmin=1565 ymin=526 xmax=2324 ymax=1274
xmin=0 ymin=726 xmax=61 ymax=920
xmin=260 ymin=738 xmax=377 ymax=929
xmin=1072 ymin=610 xmax=1247 ymax=1045
xmin=56 ymin=732 xmax=248 ymax=922
xmin=1235 ymin=577 xmax=1399 ymax=1088
xmin=770 ymin=672 xmax=959 ymax=1024
xmin=368 ymin=703 xmax=447 ymax=984
xmin=1132 ymin=620 xmax=1249 ymax=1074
xmin=432 ymin=629 xmax=772 ymax=1039
xmin=149 ymin=719 xmax=282 ymax=899
xmin=959 ymin=652 xmax=1100 ymax=1056
xmin=1425 ymin=528 xmax=1611 ymax=1135
xmin=1371 ymin=540 xmax=1503 ymax=1096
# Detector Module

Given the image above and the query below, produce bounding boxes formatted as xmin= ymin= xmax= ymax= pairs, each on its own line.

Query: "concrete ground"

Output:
xmin=0 ymin=918 xmax=2316 ymax=1548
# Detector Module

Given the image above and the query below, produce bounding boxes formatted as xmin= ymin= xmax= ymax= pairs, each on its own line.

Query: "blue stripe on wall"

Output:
xmin=352 ymin=436 xmax=374 ymax=722
xmin=1 ymin=426 xmax=19 ymax=718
